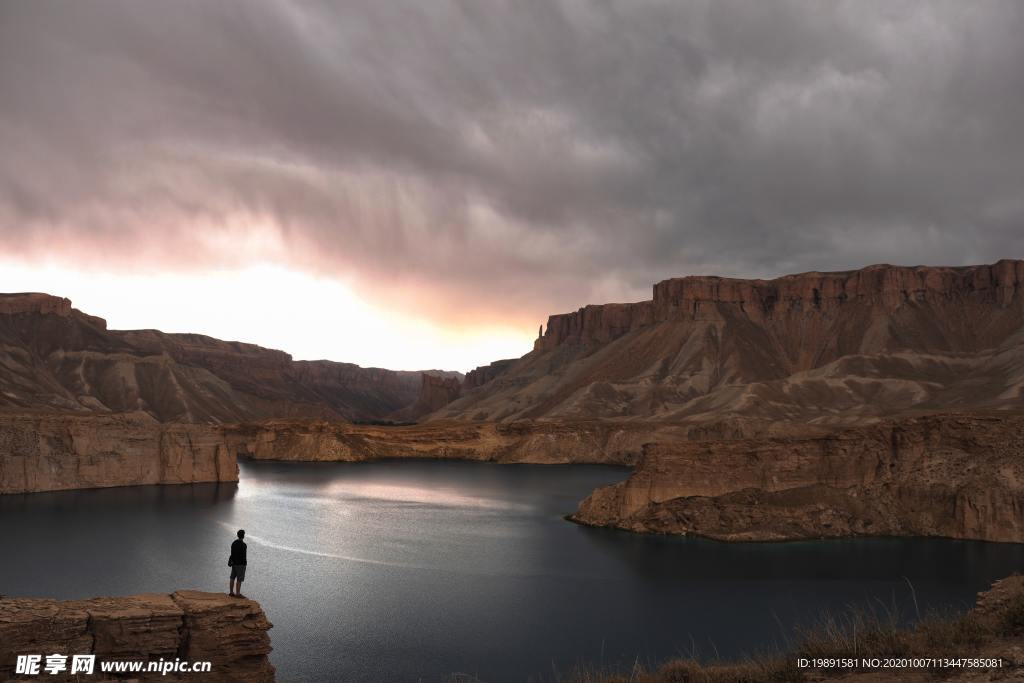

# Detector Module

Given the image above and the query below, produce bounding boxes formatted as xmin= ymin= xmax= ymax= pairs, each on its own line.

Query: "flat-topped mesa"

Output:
xmin=653 ymin=259 xmax=1024 ymax=320
xmin=0 ymin=292 xmax=73 ymax=317
xmin=534 ymin=260 xmax=1024 ymax=352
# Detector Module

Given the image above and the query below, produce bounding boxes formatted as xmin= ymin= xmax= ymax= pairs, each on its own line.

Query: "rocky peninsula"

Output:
xmin=571 ymin=412 xmax=1024 ymax=543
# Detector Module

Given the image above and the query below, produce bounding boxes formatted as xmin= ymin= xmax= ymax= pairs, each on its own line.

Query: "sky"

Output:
xmin=1 ymin=1 xmax=1023 ymax=371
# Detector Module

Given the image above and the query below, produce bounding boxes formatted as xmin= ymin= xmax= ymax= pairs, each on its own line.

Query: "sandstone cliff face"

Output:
xmin=0 ymin=293 xmax=73 ymax=317
xmin=223 ymin=415 xmax=788 ymax=465
xmin=224 ymin=419 xmax=687 ymax=465
xmin=0 ymin=293 xmax=450 ymax=422
xmin=534 ymin=301 xmax=656 ymax=352
xmin=0 ymin=591 xmax=273 ymax=682
xmin=405 ymin=373 xmax=463 ymax=418
xmin=0 ymin=413 xmax=237 ymax=494
xmin=538 ymin=260 xmax=1024 ymax=353
xmin=463 ymin=359 xmax=516 ymax=389
xmin=572 ymin=413 xmax=1024 ymax=543
xmin=436 ymin=260 xmax=1024 ymax=423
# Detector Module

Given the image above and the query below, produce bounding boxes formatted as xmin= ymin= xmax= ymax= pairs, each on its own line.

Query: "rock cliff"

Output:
xmin=0 ymin=293 xmax=73 ymax=317
xmin=222 ymin=418 xmax=686 ymax=465
xmin=534 ymin=301 xmax=656 ymax=352
xmin=434 ymin=259 xmax=1024 ymax=422
xmin=404 ymin=373 xmax=463 ymax=418
xmin=463 ymin=358 xmax=516 ymax=389
xmin=0 ymin=413 xmax=237 ymax=494
xmin=0 ymin=293 xmax=455 ymax=422
xmin=571 ymin=412 xmax=1024 ymax=543
xmin=0 ymin=591 xmax=273 ymax=682
xmin=538 ymin=260 xmax=1024 ymax=353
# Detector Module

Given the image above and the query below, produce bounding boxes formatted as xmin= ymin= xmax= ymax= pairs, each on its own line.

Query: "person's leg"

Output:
xmin=235 ymin=565 xmax=246 ymax=598
xmin=229 ymin=577 xmax=236 ymax=596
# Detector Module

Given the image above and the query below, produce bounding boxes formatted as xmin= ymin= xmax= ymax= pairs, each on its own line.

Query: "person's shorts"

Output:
xmin=230 ymin=564 xmax=247 ymax=581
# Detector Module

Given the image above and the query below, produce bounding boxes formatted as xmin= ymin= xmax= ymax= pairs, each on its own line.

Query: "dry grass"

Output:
xmin=554 ymin=582 xmax=1020 ymax=683
xmin=445 ymin=577 xmax=1022 ymax=683
xmin=562 ymin=657 xmax=803 ymax=683
xmin=996 ymin=592 xmax=1024 ymax=637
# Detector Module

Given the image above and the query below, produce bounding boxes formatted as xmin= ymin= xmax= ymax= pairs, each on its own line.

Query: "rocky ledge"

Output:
xmin=223 ymin=418 xmax=669 ymax=465
xmin=0 ymin=413 xmax=237 ymax=495
xmin=572 ymin=412 xmax=1024 ymax=543
xmin=222 ymin=417 xmax=788 ymax=466
xmin=0 ymin=591 xmax=273 ymax=682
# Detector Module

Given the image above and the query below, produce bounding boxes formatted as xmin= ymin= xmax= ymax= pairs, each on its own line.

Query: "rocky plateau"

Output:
xmin=433 ymin=260 xmax=1024 ymax=423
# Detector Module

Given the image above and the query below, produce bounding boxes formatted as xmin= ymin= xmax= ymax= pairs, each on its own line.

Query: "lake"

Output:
xmin=3 ymin=459 xmax=1023 ymax=681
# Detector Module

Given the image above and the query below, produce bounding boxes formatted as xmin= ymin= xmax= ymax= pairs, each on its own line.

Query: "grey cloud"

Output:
xmin=1 ymin=0 xmax=1022 ymax=321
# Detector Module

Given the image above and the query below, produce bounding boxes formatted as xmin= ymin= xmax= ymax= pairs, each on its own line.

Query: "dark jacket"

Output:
xmin=230 ymin=539 xmax=247 ymax=566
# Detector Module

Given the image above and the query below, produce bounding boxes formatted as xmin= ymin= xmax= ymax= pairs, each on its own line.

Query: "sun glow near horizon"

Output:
xmin=0 ymin=260 xmax=535 ymax=372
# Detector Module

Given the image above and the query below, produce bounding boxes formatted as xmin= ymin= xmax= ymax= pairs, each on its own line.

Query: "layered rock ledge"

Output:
xmin=222 ymin=418 xmax=685 ymax=465
xmin=0 ymin=591 xmax=274 ymax=682
xmin=572 ymin=412 xmax=1024 ymax=543
xmin=0 ymin=413 xmax=237 ymax=494
xmin=535 ymin=259 xmax=1024 ymax=353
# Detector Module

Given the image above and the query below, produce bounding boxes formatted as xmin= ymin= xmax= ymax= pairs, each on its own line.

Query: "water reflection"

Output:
xmin=578 ymin=525 xmax=1024 ymax=584
xmin=0 ymin=480 xmax=237 ymax=511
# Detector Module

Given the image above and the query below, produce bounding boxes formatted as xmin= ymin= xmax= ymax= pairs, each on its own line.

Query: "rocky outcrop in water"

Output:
xmin=571 ymin=412 xmax=1024 ymax=543
xmin=0 ymin=413 xmax=236 ymax=494
xmin=0 ymin=591 xmax=274 ymax=682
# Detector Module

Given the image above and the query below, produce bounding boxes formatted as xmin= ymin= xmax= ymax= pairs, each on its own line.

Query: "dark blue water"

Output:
xmin=2 ymin=459 xmax=1023 ymax=682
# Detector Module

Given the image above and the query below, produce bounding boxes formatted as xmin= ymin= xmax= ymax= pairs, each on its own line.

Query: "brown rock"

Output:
xmin=221 ymin=418 xmax=712 ymax=465
xmin=437 ymin=259 xmax=1024 ymax=423
xmin=0 ymin=600 xmax=92 ymax=668
xmin=0 ymin=298 xmax=459 ymax=423
xmin=171 ymin=591 xmax=275 ymax=683
xmin=463 ymin=359 xmax=517 ymax=390
xmin=406 ymin=373 xmax=463 ymax=418
xmin=572 ymin=412 xmax=1024 ymax=543
xmin=0 ymin=413 xmax=237 ymax=494
xmin=0 ymin=293 xmax=73 ymax=317
xmin=0 ymin=591 xmax=274 ymax=682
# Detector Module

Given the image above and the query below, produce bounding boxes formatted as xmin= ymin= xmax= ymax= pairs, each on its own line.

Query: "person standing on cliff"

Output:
xmin=228 ymin=529 xmax=247 ymax=598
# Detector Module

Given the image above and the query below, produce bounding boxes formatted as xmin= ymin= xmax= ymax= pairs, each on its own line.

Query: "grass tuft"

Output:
xmin=996 ymin=592 xmax=1024 ymax=637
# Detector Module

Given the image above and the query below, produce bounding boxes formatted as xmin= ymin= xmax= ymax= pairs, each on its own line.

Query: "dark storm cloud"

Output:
xmin=1 ymin=1 xmax=1023 ymax=321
